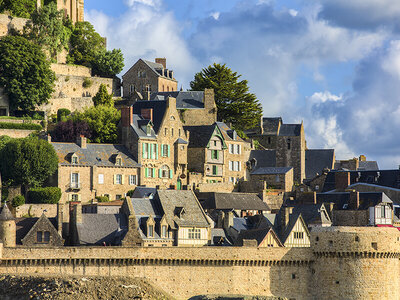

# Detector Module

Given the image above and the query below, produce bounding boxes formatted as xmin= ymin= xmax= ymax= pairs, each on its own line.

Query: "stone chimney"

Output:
xmin=335 ymin=171 xmax=350 ymax=191
xmin=141 ymin=108 xmax=153 ymax=122
xmin=166 ymin=97 xmax=176 ymax=110
xmin=121 ymin=106 xmax=133 ymax=127
xmin=76 ymin=135 xmax=87 ymax=149
xmin=281 ymin=207 xmax=293 ymax=232
xmin=359 ymin=155 xmax=366 ymax=162
xmin=57 ymin=203 xmax=63 ymax=236
xmin=349 ymin=190 xmax=360 ymax=210
xmin=223 ymin=211 xmax=234 ymax=229
xmin=155 ymin=58 xmax=166 ymax=69
xmin=72 ymin=202 xmax=82 ymax=224
xmin=217 ymin=211 xmax=224 ymax=228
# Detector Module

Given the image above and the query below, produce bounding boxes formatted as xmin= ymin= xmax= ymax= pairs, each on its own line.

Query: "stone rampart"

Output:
xmin=38 ymin=97 xmax=94 ymax=115
xmin=0 ymin=14 xmax=27 ymax=37
xmin=50 ymin=64 xmax=92 ymax=77
xmin=0 ymin=129 xmax=37 ymax=138
xmin=15 ymin=204 xmax=58 ymax=218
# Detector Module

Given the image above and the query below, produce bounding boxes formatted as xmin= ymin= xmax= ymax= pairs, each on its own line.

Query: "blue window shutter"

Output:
xmin=167 ymin=145 xmax=170 ymax=157
xmin=169 ymin=170 xmax=173 ymax=179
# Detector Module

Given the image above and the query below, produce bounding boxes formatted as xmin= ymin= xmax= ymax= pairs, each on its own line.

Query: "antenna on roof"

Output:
xmin=180 ymin=85 xmax=183 ymax=91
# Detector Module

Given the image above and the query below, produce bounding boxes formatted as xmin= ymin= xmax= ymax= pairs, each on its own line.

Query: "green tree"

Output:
xmin=73 ymin=105 xmax=120 ymax=143
xmin=93 ymin=48 xmax=124 ymax=77
xmin=0 ymin=36 xmax=55 ymax=111
xmin=11 ymin=195 xmax=25 ymax=207
xmin=190 ymin=63 xmax=263 ymax=130
xmin=93 ymin=84 xmax=113 ymax=107
xmin=23 ymin=3 xmax=70 ymax=60
xmin=0 ymin=0 xmax=37 ymax=18
xmin=0 ymin=137 xmax=58 ymax=188
xmin=67 ymin=21 xmax=105 ymax=68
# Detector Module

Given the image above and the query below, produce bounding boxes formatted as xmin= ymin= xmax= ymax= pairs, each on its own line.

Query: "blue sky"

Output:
xmin=85 ymin=0 xmax=400 ymax=168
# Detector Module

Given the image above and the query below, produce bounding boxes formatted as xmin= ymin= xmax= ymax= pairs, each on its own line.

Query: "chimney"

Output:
xmin=166 ymin=97 xmax=176 ymax=110
xmin=204 ymin=89 xmax=216 ymax=110
xmin=77 ymin=135 xmax=87 ymax=149
xmin=349 ymin=190 xmax=360 ymax=209
xmin=72 ymin=202 xmax=82 ymax=224
xmin=57 ymin=203 xmax=63 ymax=236
xmin=359 ymin=155 xmax=366 ymax=162
xmin=170 ymin=70 xmax=174 ymax=79
xmin=155 ymin=57 xmax=166 ymax=69
xmin=141 ymin=108 xmax=153 ymax=122
xmin=217 ymin=211 xmax=224 ymax=228
xmin=47 ymin=134 xmax=52 ymax=143
xmin=281 ymin=207 xmax=293 ymax=231
xmin=223 ymin=211 xmax=234 ymax=229
xmin=335 ymin=171 xmax=350 ymax=191
xmin=121 ymin=106 xmax=133 ymax=127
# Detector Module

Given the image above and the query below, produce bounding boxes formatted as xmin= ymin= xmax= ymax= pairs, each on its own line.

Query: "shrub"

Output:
xmin=0 ymin=122 xmax=42 ymax=130
xmin=95 ymin=195 xmax=109 ymax=203
xmin=28 ymin=187 xmax=61 ymax=204
xmin=82 ymin=78 xmax=93 ymax=88
xmin=126 ymin=190 xmax=135 ymax=197
xmin=11 ymin=195 xmax=25 ymax=207
xmin=57 ymin=108 xmax=71 ymax=121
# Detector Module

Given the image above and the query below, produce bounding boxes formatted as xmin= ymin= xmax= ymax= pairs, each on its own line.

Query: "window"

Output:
xmin=229 ymin=144 xmax=234 ymax=154
xmin=129 ymin=84 xmax=135 ymax=94
xmin=188 ymin=228 xmax=201 ymax=239
xmin=213 ymin=140 xmax=217 ymax=147
xmin=44 ymin=231 xmax=50 ymax=243
xmin=287 ymin=138 xmax=291 ymax=150
xmin=37 ymin=231 xmax=50 ymax=243
xmin=160 ymin=165 xmax=170 ymax=178
xmin=381 ymin=205 xmax=386 ymax=218
xmin=294 ymin=232 xmax=304 ymax=239
xmin=236 ymin=144 xmax=240 ymax=154
xmin=162 ymin=144 xmax=169 ymax=157
xmin=116 ymin=194 xmax=122 ymax=200
xmin=71 ymin=173 xmax=79 ymax=188
xmin=171 ymin=128 xmax=174 ymax=137
xmin=129 ymin=175 xmax=137 ymax=185
xmin=72 ymin=155 xmax=78 ymax=164
xmin=138 ymin=70 xmax=146 ymax=78
xmin=212 ymin=150 xmax=219 ymax=159
xmin=162 ymin=225 xmax=167 ymax=238
xmin=179 ymin=129 xmax=181 ymax=136
xmin=164 ymin=128 xmax=167 ymax=136
xmin=148 ymin=225 xmax=154 ymax=237
xmin=143 ymin=143 xmax=149 ymax=158
xmin=229 ymin=161 xmax=233 ymax=171
xmin=116 ymin=157 xmax=122 ymax=166
xmin=145 ymin=84 xmax=151 ymax=92
xmin=145 ymin=168 xmax=155 ymax=178
xmin=229 ymin=177 xmax=235 ymax=183
xmin=37 ymin=231 xmax=42 ymax=243
xmin=212 ymin=165 xmax=218 ymax=175
xmin=98 ymin=174 xmax=104 ymax=184
xmin=116 ymin=174 xmax=122 ymax=185
xmin=71 ymin=194 xmax=79 ymax=201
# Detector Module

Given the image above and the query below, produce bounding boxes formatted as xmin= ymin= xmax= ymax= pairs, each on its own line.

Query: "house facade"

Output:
xmin=51 ymin=136 xmax=140 ymax=203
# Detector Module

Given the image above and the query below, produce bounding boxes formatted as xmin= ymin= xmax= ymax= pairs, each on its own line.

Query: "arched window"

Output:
xmin=160 ymin=165 xmax=170 ymax=178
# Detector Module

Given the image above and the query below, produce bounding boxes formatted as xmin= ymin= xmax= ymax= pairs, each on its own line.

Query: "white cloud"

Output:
xmin=210 ymin=12 xmax=220 ymax=20
xmin=124 ymin=0 xmax=161 ymax=8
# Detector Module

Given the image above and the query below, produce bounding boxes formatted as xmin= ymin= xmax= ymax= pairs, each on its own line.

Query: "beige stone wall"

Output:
xmin=50 ymin=64 xmax=91 ymax=77
xmin=158 ymin=77 xmax=177 ymax=92
xmin=0 ymin=129 xmax=37 ymax=138
xmin=196 ymin=182 xmax=235 ymax=193
xmin=38 ymin=97 xmax=94 ymax=115
xmin=15 ymin=204 xmax=58 ymax=218
xmin=0 ymin=14 xmax=27 ymax=37
xmin=332 ymin=210 xmax=369 ymax=226
xmin=180 ymin=89 xmax=217 ymax=126
xmin=250 ymin=168 xmax=293 ymax=192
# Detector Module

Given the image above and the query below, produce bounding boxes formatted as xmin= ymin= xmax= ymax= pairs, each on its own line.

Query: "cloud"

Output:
xmin=316 ymin=0 xmax=400 ymax=31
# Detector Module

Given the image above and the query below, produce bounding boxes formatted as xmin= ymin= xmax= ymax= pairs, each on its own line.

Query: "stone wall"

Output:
xmin=0 ymin=129 xmax=37 ymax=138
xmin=50 ymin=64 xmax=91 ymax=77
xmin=180 ymin=89 xmax=217 ymax=126
xmin=15 ymin=204 xmax=58 ymax=218
xmin=196 ymin=182 xmax=235 ymax=193
xmin=0 ymin=14 xmax=27 ymax=37
xmin=38 ymin=97 xmax=94 ymax=115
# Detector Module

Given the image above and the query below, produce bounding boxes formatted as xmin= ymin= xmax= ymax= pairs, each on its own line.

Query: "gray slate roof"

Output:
xmin=199 ymin=192 xmax=270 ymax=211
xmin=156 ymin=190 xmax=210 ymax=229
xmin=184 ymin=124 xmax=217 ymax=148
xmin=130 ymin=197 xmax=163 ymax=217
xmin=305 ymin=149 xmax=335 ymax=179
xmin=132 ymin=100 xmax=167 ymax=134
xmin=290 ymin=204 xmax=332 ymax=227
xmin=77 ymin=214 xmax=127 ymax=245
xmin=262 ymin=118 xmax=282 ymax=135
xmin=150 ymin=91 xmax=205 ymax=109
xmin=142 ymin=59 xmax=177 ymax=81
xmin=235 ymin=226 xmax=274 ymax=246
xmin=0 ymin=204 xmax=14 ymax=221
xmin=251 ymin=167 xmax=292 ymax=175
xmin=249 ymin=150 xmax=276 ymax=168
xmin=358 ymin=161 xmax=379 ymax=170
xmin=131 ymin=187 xmax=157 ymax=199
xmin=51 ymin=143 xmax=140 ymax=168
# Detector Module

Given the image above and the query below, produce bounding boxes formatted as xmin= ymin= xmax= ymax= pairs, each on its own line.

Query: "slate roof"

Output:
xmin=199 ymin=192 xmax=270 ymax=211
xmin=251 ymin=166 xmax=292 ymax=175
xmin=156 ymin=190 xmax=210 ymax=229
xmin=51 ymin=143 xmax=140 ymax=168
xmin=150 ymin=91 xmax=205 ymax=109
xmin=322 ymin=170 xmax=400 ymax=192
xmin=0 ymin=204 xmax=14 ymax=221
xmin=290 ymin=204 xmax=332 ymax=227
xmin=215 ymin=122 xmax=245 ymax=143
xmin=130 ymin=197 xmax=164 ymax=217
xmin=358 ymin=161 xmax=379 ymax=170
xmin=184 ymin=124 xmax=217 ymax=148
xmin=132 ymin=100 xmax=167 ymax=133
xmin=15 ymin=217 xmax=58 ymax=245
xmin=249 ymin=150 xmax=276 ymax=168
xmin=305 ymin=149 xmax=335 ymax=179
xmin=278 ymin=124 xmax=302 ymax=136
xmin=142 ymin=59 xmax=177 ymax=81
xmin=235 ymin=226 xmax=275 ymax=246
xmin=130 ymin=187 xmax=157 ymax=199
xmin=210 ymin=228 xmax=232 ymax=246
xmin=76 ymin=214 xmax=128 ymax=245
xmin=232 ymin=217 xmax=251 ymax=232
xmin=316 ymin=191 xmax=393 ymax=210
xmin=262 ymin=118 xmax=282 ymax=135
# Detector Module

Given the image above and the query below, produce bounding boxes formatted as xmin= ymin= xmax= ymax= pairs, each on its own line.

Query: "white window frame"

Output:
xmin=161 ymin=225 xmax=167 ymax=238
xmin=229 ymin=144 xmax=233 ymax=154
xmin=188 ymin=228 xmax=201 ymax=239
xmin=116 ymin=174 xmax=122 ymax=185
xmin=236 ymin=144 xmax=240 ymax=154
xmin=98 ymin=174 xmax=104 ymax=184
xmin=129 ymin=175 xmax=137 ymax=185
xmin=71 ymin=173 xmax=80 ymax=188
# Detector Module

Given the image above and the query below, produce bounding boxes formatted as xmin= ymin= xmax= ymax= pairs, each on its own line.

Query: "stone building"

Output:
xmin=37 ymin=0 xmax=84 ymax=24
xmin=51 ymin=136 xmax=140 ymax=203
xmin=249 ymin=166 xmax=294 ymax=192
xmin=184 ymin=122 xmax=251 ymax=186
xmin=120 ymin=97 xmax=189 ymax=189
xmin=0 ymin=204 xmax=16 ymax=247
xmin=122 ymin=58 xmax=177 ymax=98
xmin=247 ymin=117 xmax=306 ymax=184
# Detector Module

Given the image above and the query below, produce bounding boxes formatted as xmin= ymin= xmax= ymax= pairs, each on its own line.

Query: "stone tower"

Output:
xmin=0 ymin=204 xmax=16 ymax=247
xmin=56 ymin=0 xmax=84 ymax=24
xmin=311 ymin=226 xmax=400 ymax=299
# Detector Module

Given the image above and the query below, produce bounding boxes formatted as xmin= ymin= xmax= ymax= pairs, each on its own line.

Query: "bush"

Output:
xmin=57 ymin=108 xmax=71 ymax=121
xmin=95 ymin=195 xmax=109 ymax=203
xmin=82 ymin=78 xmax=93 ymax=88
xmin=126 ymin=190 xmax=135 ymax=197
xmin=0 ymin=122 xmax=42 ymax=130
xmin=11 ymin=195 xmax=25 ymax=207
xmin=28 ymin=187 xmax=61 ymax=204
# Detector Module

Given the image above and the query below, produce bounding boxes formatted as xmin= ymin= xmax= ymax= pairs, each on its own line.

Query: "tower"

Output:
xmin=0 ymin=204 xmax=16 ymax=247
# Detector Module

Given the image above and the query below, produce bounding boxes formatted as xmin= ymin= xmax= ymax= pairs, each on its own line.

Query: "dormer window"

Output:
xmin=174 ymin=206 xmax=185 ymax=218
xmin=115 ymin=156 xmax=122 ymax=166
xmin=161 ymin=225 xmax=167 ymax=238
xmin=148 ymin=224 xmax=154 ymax=237
xmin=72 ymin=154 xmax=78 ymax=165
xmin=146 ymin=124 xmax=152 ymax=136
xmin=232 ymin=130 xmax=237 ymax=140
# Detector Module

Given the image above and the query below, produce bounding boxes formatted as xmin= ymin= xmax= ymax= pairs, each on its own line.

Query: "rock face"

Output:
xmin=0 ymin=275 xmax=172 ymax=300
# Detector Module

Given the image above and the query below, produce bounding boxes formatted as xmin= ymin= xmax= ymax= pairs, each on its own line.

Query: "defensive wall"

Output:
xmin=0 ymin=227 xmax=399 ymax=299
xmin=0 ymin=14 xmax=27 ymax=37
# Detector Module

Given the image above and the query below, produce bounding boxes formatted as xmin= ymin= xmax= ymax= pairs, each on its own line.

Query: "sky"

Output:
xmin=85 ymin=0 xmax=400 ymax=169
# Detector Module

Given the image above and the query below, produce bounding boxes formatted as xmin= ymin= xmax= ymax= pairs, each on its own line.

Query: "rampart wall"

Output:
xmin=0 ymin=14 xmax=27 ymax=37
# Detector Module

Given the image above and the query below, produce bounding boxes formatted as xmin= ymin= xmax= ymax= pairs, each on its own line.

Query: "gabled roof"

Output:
xmin=132 ymin=100 xmax=167 ymax=133
xmin=130 ymin=197 xmax=164 ymax=217
xmin=21 ymin=213 xmax=63 ymax=246
xmin=210 ymin=228 xmax=232 ymax=246
xmin=130 ymin=187 xmax=157 ymax=199
xmin=184 ymin=123 xmax=227 ymax=149
xmin=0 ymin=204 xmax=14 ymax=221
xmin=123 ymin=59 xmax=177 ymax=81
xmin=235 ymin=226 xmax=282 ymax=247
xmin=76 ymin=214 xmax=128 ymax=245
xmin=305 ymin=149 xmax=335 ymax=179
xmin=249 ymin=150 xmax=276 ymax=168
xmin=150 ymin=91 xmax=205 ymax=109
xmin=251 ymin=166 xmax=292 ymax=175
xmin=51 ymin=143 xmax=140 ymax=168
xmin=199 ymin=192 xmax=270 ymax=211
xmin=290 ymin=203 xmax=332 ymax=227
xmin=156 ymin=190 xmax=210 ymax=229
xmin=215 ymin=122 xmax=245 ymax=143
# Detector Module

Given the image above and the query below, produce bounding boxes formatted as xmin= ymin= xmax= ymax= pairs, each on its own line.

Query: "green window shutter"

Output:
xmin=159 ymin=169 xmax=162 ymax=178
xmin=145 ymin=168 xmax=148 ymax=178
xmin=216 ymin=150 xmax=219 ymax=159
xmin=167 ymin=145 xmax=170 ymax=157
xmin=150 ymin=143 xmax=153 ymax=159
xmin=156 ymin=144 xmax=159 ymax=159
xmin=152 ymin=168 xmax=156 ymax=178
xmin=142 ymin=143 xmax=146 ymax=159
xmin=169 ymin=170 xmax=173 ymax=179
xmin=161 ymin=144 xmax=164 ymax=157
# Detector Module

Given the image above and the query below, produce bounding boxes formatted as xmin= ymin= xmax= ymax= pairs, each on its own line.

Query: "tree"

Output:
xmin=11 ymin=195 xmax=25 ymax=207
xmin=23 ymin=3 xmax=70 ymax=60
xmin=0 ymin=137 xmax=58 ymax=188
xmin=190 ymin=63 xmax=263 ymax=130
xmin=73 ymin=105 xmax=121 ymax=143
xmin=93 ymin=84 xmax=113 ymax=106
xmin=0 ymin=36 xmax=55 ymax=111
xmin=52 ymin=119 xmax=92 ymax=142
xmin=0 ymin=0 xmax=37 ymax=18
xmin=93 ymin=48 xmax=124 ymax=77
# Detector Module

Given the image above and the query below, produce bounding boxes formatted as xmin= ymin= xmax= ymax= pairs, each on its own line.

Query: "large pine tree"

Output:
xmin=190 ymin=63 xmax=263 ymax=130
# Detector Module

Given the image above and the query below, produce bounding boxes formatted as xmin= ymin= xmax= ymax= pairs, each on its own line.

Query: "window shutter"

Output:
xmin=238 ymin=145 xmax=241 ymax=154
xmin=150 ymin=143 xmax=153 ymax=159
xmin=159 ymin=169 xmax=162 ymax=178
xmin=216 ymin=150 xmax=219 ymax=160
xmin=122 ymin=175 xmax=125 ymax=185
xmin=78 ymin=173 xmax=80 ymax=185
xmin=169 ymin=170 xmax=173 ymax=179
xmin=142 ymin=143 xmax=146 ymax=159
xmin=68 ymin=194 xmax=72 ymax=201
xmin=78 ymin=194 xmax=81 ymax=202
xmin=167 ymin=145 xmax=170 ymax=157
xmin=156 ymin=144 xmax=159 ymax=159
xmin=161 ymin=144 xmax=164 ymax=157
xmin=70 ymin=173 xmax=73 ymax=184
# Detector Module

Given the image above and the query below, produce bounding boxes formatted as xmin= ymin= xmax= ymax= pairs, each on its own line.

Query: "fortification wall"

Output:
xmin=0 ymin=129 xmax=37 ymax=138
xmin=50 ymin=64 xmax=92 ymax=77
xmin=0 ymin=14 xmax=27 ymax=37
xmin=38 ymin=97 xmax=94 ymax=115
xmin=15 ymin=204 xmax=58 ymax=218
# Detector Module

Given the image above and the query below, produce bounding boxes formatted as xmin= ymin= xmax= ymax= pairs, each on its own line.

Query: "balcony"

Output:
xmin=69 ymin=182 xmax=81 ymax=190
